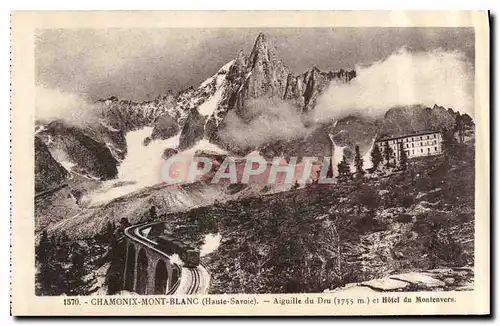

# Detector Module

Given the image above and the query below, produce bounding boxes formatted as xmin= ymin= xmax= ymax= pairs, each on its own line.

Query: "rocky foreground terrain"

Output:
xmin=327 ymin=267 xmax=474 ymax=293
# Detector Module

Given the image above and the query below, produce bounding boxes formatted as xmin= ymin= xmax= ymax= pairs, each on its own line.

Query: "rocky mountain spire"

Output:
xmin=170 ymin=31 xmax=359 ymax=152
xmin=248 ymin=32 xmax=278 ymax=69
xmin=241 ymin=32 xmax=290 ymax=100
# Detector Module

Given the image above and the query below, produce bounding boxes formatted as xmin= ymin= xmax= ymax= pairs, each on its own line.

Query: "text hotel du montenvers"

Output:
xmin=64 ymin=295 xmax=456 ymax=307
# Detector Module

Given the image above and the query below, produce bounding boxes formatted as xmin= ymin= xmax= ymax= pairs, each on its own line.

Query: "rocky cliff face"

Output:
xmin=36 ymin=121 xmax=119 ymax=180
xmin=378 ymin=104 xmax=460 ymax=139
xmin=34 ymin=136 xmax=68 ymax=193
xmin=99 ymin=93 xmax=181 ymax=135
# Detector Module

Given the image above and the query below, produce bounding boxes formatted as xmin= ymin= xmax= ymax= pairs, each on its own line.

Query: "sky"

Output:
xmin=35 ymin=27 xmax=474 ymax=102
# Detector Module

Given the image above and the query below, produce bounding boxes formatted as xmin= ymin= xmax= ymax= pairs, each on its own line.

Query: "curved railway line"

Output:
xmin=124 ymin=222 xmax=210 ymax=295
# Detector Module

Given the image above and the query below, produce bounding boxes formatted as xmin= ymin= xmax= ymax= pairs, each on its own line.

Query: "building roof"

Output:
xmin=376 ymin=130 xmax=441 ymax=143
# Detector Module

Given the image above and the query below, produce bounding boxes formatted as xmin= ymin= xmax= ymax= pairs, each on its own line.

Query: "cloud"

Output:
xmin=36 ymin=29 xmax=474 ymax=102
xmin=220 ymin=48 xmax=474 ymax=151
xmin=219 ymin=98 xmax=311 ymax=148
xmin=313 ymin=48 xmax=474 ymax=121
xmin=35 ymin=85 xmax=103 ymax=127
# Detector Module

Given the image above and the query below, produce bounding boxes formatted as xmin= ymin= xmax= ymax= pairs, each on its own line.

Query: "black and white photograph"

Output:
xmin=32 ymin=26 xmax=478 ymax=296
xmin=9 ymin=10 xmax=490 ymax=316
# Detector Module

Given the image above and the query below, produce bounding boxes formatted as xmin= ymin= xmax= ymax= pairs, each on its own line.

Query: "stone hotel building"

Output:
xmin=376 ymin=131 xmax=443 ymax=164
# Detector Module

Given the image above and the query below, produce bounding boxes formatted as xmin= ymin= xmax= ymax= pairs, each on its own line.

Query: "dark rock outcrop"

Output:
xmin=178 ymin=108 xmax=206 ymax=151
xmin=161 ymin=148 xmax=179 ymax=160
xmin=99 ymin=92 xmax=180 ymax=135
xmin=378 ymin=104 xmax=458 ymax=139
xmin=34 ymin=136 xmax=68 ymax=193
xmin=259 ymin=124 xmax=333 ymax=162
xmin=330 ymin=115 xmax=380 ymax=160
xmin=150 ymin=114 xmax=179 ymax=140
xmin=36 ymin=121 xmax=119 ymax=180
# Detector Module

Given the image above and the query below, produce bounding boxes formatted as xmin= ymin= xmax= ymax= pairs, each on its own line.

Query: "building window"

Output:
xmin=427 ymin=135 xmax=429 ymax=139
xmin=412 ymin=150 xmax=414 ymax=154
xmin=412 ymin=137 xmax=414 ymax=141
xmin=427 ymin=148 xmax=430 ymax=153
xmin=421 ymin=149 xmax=423 ymax=153
xmin=435 ymin=146 xmax=437 ymax=151
xmin=406 ymin=144 xmax=409 ymax=148
xmin=412 ymin=143 xmax=414 ymax=148
xmin=420 ymin=142 xmax=422 ymax=146
xmin=434 ymin=134 xmax=436 ymax=138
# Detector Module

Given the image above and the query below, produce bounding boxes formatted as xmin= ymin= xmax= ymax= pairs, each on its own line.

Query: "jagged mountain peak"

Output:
xmin=248 ymin=32 xmax=280 ymax=69
xmin=255 ymin=31 xmax=267 ymax=43
xmin=154 ymin=32 xmax=359 ymax=154
xmin=250 ymin=32 xmax=270 ymax=54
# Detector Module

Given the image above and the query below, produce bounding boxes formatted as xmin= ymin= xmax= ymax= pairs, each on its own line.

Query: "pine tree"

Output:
xmin=65 ymin=243 xmax=97 ymax=296
xmin=326 ymin=157 xmax=334 ymax=179
xmin=399 ymin=142 xmax=408 ymax=171
xmin=36 ymin=230 xmax=55 ymax=295
xmin=354 ymin=145 xmax=365 ymax=178
xmin=35 ymin=233 xmax=68 ymax=296
xmin=384 ymin=141 xmax=393 ymax=166
xmin=36 ymin=230 xmax=52 ymax=262
xmin=370 ymin=143 xmax=383 ymax=171
xmin=100 ymin=221 xmax=115 ymax=243
xmin=442 ymin=128 xmax=458 ymax=157
xmin=336 ymin=155 xmax=351 ymax=182
xmin=106 ymin=235 xmax=127 ymax=294
xmin=455 ymin=114 xmax=465 ymax=144
xmin=149 ymin=206 xmax=158 ymax=220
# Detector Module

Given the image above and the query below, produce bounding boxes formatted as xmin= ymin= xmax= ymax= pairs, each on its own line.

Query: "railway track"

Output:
xmin=124 ymin=222 xmax=209 ymax=295
xmin=187 ymin=268 xmax=200 ymax=294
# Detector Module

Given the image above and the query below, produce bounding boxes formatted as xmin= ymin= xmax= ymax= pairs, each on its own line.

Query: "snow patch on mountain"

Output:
xmin=332 ymin=142 xmax=347 ymax=176
xmin=200 ymin=233 xmax=222 ymax=257
xmin=117 ymin=127 xmax=180 ymax=183
xmin=197 ymin=61 xmax=233 ymax=117
xmin=198 ymin=86 xmax=225 ymax=117
xmin=245 ymin=150 xmax=265 ymax=159
xmin=99 ymin=119 xmax=120 ymax=132
xmin=59 ymin=160 xmax=77 ymax=172
xmin=35 ymin=125 xmax=47 ymax=134
xmin=184 ymin=138 xmax=228 ymax=155
xmin=198 ymin=76 xmax=215 ymax=90
xmin=219 ymin=60 xmax=235 ymax=73
xmin=362 ymin=138 xmax=375 ymax=169
xmin=86 ymin=127 xmax=181 ymax=205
